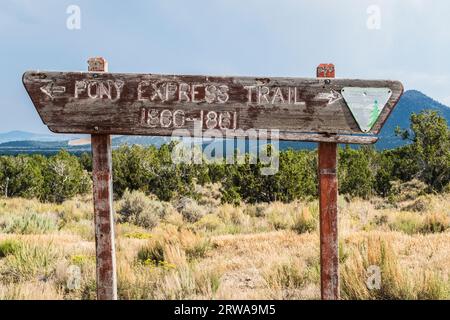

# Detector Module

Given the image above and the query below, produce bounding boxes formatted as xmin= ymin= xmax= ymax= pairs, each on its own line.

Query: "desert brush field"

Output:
xmin=0 ymin=182 xmax=449 ymax=300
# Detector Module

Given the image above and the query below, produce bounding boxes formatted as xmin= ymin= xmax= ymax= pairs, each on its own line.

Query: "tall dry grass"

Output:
xmin=0 ymin=189 xmax=449 ymax=300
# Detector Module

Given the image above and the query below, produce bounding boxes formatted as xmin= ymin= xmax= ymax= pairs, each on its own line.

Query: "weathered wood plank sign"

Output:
xmin=23 ymin=71 xmax=403 ymax=143
xmin=22 ymin=59 xmax=404 ymax=301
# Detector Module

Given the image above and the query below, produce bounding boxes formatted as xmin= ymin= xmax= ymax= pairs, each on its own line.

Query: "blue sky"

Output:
xmin=1 ymin=0 xmax=449 ymax=133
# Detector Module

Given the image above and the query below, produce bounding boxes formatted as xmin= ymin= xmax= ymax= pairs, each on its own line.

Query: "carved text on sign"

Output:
xmin=40 ymin=80 xmax=342 ymax=106
xmin=74 ymin=80 xmax=124 ymax=101
xmin=23 ymin=71 xmax=404 ymax=140
xmin=138 ymin=82 xmax=230 ymax=104
xmin=140 ymin=108 xmax=238 ymax=130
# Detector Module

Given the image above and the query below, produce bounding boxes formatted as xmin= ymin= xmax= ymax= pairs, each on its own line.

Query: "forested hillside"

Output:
xmin=0 ymin=110 xmax=448 ymax=204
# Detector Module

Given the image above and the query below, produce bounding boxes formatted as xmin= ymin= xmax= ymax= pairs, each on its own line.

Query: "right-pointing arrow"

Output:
xmin=314 ymin=90 xmax=343 ymax=105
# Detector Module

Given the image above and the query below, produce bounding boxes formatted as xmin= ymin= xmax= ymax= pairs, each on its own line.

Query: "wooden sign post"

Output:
xmin=89 ymin=58 xmax=117 ymax=300
xmin=22 ymin=58 xmax=403 ymax=300
xmin=317 ymin=63 xmax=339 ymax=299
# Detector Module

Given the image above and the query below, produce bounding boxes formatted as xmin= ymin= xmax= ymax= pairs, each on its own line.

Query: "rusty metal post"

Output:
xmin=89 ymin=57 xmax=117 ymax=300
xmin=317 ymin=64 xmax=339 ymax=300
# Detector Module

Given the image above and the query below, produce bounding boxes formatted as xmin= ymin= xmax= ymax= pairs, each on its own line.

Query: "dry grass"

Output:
xmin=0 ymin=190 xmax=449 ymax=300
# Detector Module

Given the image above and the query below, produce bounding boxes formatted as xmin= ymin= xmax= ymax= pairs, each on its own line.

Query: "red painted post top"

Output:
xmin=317 ymin=64 xmax=335 ymax=78
xmin=88 ymin=57 xmax=108 ymax=72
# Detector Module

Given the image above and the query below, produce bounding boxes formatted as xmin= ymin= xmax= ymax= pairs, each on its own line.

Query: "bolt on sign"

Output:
xmin=22 ymin=60 xmax=404 ymax=301
xmin=23 ymin=71 xmax=403 ymax=143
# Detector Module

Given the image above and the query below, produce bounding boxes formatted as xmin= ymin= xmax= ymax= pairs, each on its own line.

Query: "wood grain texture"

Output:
xmin=92 ymin=134 xmax=117 ymax=300
xmin=318 ymin=142 xmax=339 ymax=300
xmin=22 ymin=71 xmax=403 ymax=143
xmin=317 ymin=65 xmax=339 ymax=300
xmin=89 ymin=58 xmax=117 ymax=301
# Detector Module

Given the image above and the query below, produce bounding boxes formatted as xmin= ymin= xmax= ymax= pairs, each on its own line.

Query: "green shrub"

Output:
xmin=42 ymin=150 xmax=91 ymax=203
xmin=0 ymin=240 xmax=20 ymax=258
xmin=388 ymin=212 xmax=422 ymax=235
xmin=134 ymin=210 xmax=160 ymax=229
xmin=195 ymin=183 xmax=222 ymax=207
xmin=137 ymin=241 xmax=165 ymax=266
xmin=0 ymin=242 xmax=59 ymax=281
xmin=389 ymin=179 xmax=428 ymax=203
xmin=175 ymin=197 xmax=207 ymax=223
xmin=58 ymin=199 xmax=93 ymax=224
xmin=420 ymin=213 xmax=449 ymax=234
xmin=339 ymin=146 xmax=376 ymax=199
xmin=292 ymin=207 xmax=317 ymax=234
xmin=372 ymin=214 xmax=389 ymax=226
xmin=388 ymin=211 xmax=449 ymax=235
xmin=443 ymin=182 xmax=450 ymax=194
xmin=0 ymin=155 xmax=44 ymax=199
xmin=61 ymin=220 xmax=94 ymax=240
xmin=118 ymin=190 xmax=165 ymax=229
xmin=264 ymin=260 xmax=306 ymax=289
xmin=4 ymin=212 xmax=57 ymax=235
xmin=244 ymin=203 xmax=267 ymax=217
xmin=184 ymin=238 xmax=211 ymax=260
xmin=267 ymin=211 xmax=292 ymax=230
xmin=402 ymin=195 xmax=432 ymax=212
xmin=195 ymin=214 xmax=223 ymax=232
xmin=396 ymin=110 xmax=450 ymax=192
xmin=112 ymin=144 xmax=196 ymax=201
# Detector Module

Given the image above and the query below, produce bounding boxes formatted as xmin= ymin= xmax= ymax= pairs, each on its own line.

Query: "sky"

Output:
xmin=1 ymin=0 xmax=450 ymax=134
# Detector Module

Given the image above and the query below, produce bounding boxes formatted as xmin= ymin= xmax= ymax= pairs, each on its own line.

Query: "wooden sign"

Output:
xmin=23 ymin=71 xmax=403 ymax=144
xmin=21 ymin=59 xmax=404 ymax=301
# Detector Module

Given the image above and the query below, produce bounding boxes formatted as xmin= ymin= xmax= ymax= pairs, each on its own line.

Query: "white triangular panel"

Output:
xmin=341 ymin=87 xmax=392 ymax=133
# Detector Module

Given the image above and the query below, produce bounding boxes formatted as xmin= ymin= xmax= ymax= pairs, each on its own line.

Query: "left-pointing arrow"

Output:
xmin=40 ymin=82 xmax=66 ymax=98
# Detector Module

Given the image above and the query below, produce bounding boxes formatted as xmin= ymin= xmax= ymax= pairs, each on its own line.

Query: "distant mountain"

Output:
xmin=0 ymin=140 xmax=68 ymax=148
xmin=272 ymin=90 xmax=450 ymax=150
xmin=112 ymin=135 xmax=171 ymax=148
xmin=0 ymin=90 xmax=448 ymax=155
xmin=0 ymin=130 xmax=79 ymax=144
xmin=0 ymin=139 xmax=90 ymax=155
xmin=375 ymin=90 xmax=450 ymax=149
